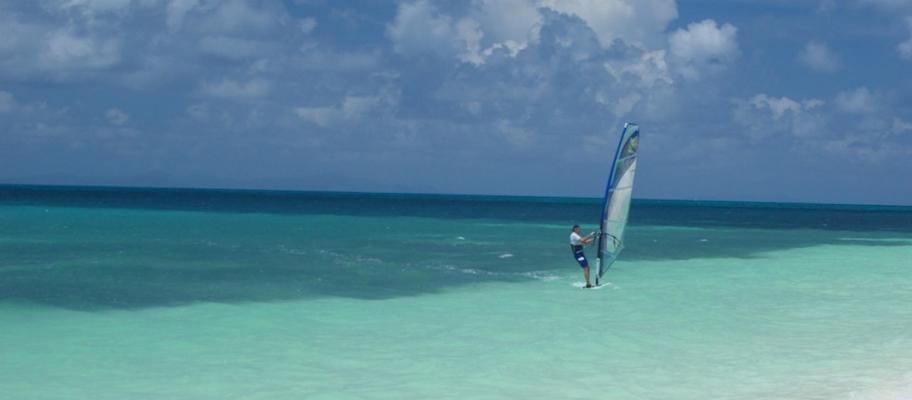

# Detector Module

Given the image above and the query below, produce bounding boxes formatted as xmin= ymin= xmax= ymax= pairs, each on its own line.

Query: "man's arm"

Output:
xmin=582 ymin=232 xmax=596 ymax=244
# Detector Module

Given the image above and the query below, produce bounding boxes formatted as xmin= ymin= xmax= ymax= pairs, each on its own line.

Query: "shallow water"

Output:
xmin=1 ymin=186 xmax=910 ymax=399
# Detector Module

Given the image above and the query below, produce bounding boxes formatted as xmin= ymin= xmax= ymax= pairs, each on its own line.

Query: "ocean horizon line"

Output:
xmin=2 ymin=182 xmax=911 ymax=211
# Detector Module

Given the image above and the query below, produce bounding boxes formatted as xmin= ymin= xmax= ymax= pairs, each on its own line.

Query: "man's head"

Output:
xmin=572 ymin=224 xmax=581 ymax=233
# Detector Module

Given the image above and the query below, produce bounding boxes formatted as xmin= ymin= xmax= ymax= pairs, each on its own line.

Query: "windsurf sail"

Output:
xmin=596 ymin=123 xmax=640 ymax=284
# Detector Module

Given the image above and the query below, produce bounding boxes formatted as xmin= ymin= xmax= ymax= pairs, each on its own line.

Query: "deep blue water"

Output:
xmin=2 ymin=184 xmax=911 ymax=232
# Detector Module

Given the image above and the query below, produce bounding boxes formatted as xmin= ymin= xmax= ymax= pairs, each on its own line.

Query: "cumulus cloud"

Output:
xmin=818 ymin=130 xmax=912 ymax=163
xmin=197 ymin=0 xmax=277 ymax=35
xmin=834 ymin=87 xmax=880 ymax=114
xmin=537 ymin=0 xmax=678 ymax=48
xmin=298 ymin=47 xmax=382 ymax=71
xmin=495 ymin=119 xmax=533 ymax=147
xmin=604 ymin=50 xmax=673 ymax=88
xmin=387 ymin=0 xmax=679 ymax=66
xmin=300 ymin=17 xmax=317 ymax=34
xmin=751 ymin=95 xmax=803 ymax=119
xmin=668 ymin=19 xmax=738 ymax=80
xmin=899 ymin=17 xmax=912 ymax=61
xmin=858 ymin=0 xmax=912 ymax=12
xmin=0 ymin=92 xmax=137 ymax=145
xmin=295 ymin=95 xmax=392 ymax=128
xmin=735 ymin=94 xmax=827 ymax=139
xmin=892 ymin=117 xmax=912 ymax=134
xmin=0 ymin=7 xmax=122 ymax=80
xmin=0 ymin=91 xmax=16 ymax=113
xmin=454 ymin=18 xmax=486 ymax=65
xmin=166 ymin=0 xmax=204 ymax=32
xmin=856 ymin=3 xmax=912 ymax=61
xmin=105 ymin=108 xmax=129 ymax=125
xmin=186 ymin=103 xmax=210 ymax=120
xmin=386 ymin=1 xmax=462 ymax=58
xmin=198 ymin=36 xmax=275 ymax=59
xmin=470 ymin=0 xmax=540 ymax=47
xmin=43 ymin=30 xmax=122 ymax=69
xmin=200 ymin=78 xmax=271 ymax=99
xmin=48 ymin=0 xmax=134 ymax=12
xmin=900 ymin=39 xmax=912 ymax=60
xmin=798 ymin=41 xmax=841 ymax=72
xmin=38 ymin=0 xmax=138 ymax=23
xmin=734 ymin=88 xmax=912 ymax=165
xmin=385 ymin=1 xmax=491 ymax=65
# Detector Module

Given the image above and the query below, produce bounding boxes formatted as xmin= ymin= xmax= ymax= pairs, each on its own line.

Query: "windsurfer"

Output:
xmin=569 ymin=224 xmax=596 ymax=288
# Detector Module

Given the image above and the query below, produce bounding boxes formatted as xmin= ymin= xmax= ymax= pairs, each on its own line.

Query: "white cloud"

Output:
xmin=817 ymin=131 xmax=911 ymax=163
xmin=0 ymin=10 xmax=122 ymax=79
xmin=541 ymin=0 xmax=678 ymax=48
xmin=165 ymin=0 xmax=278 ymax=35
xmin=298 ymin=47 xmax=382 ymax=71
xmin=42 ymin=30 xmax=122 ymax=70
xmin=471 ymin=0 xmax=541 ymax=46
xmin=669 ymin=20 xmax=738 ymax=61
xmin=834 ymin=87 xmax=879 ymax=114
xmin=200 ymin=78 xmax=271 ymax=99
xmin=295 ymin=95 xmax=388 ymax=127
xmin=387 ymin=0 xmax=679 ymax=65
xmin=899 ymin=17 xmax=912 ymax=61
xmin=798 ymin=41 xmax=841 ymax=72
xmin=736 ymin=89 xmax=912 ymax=164
xmin=166 ymin=0 xmax=203 ymax=32
xmin=900 ymin=39 xmax=912 ymax=60
xmin=200 ymin=0 xmax=276 ymax=34
xmin=893 ymin=117 xmax=912 ymax=134
xmin=0 ymin=91 xmax=16 ymax=113
xmin=668 ymin=19 xmax=739 ymax=80
xmin=105 ymin=108 xmax=129 ymax=125
xmin=96 ymin=125 xmax=141 ymax=140
xmin=199 ymin=36 xmax=274 ymax=59
xmin=609 ymin=92 xmax=643 ymax=117
xmin=300 ymin=17 xmax=317 ymax=34
xmin=186 ymin=103 xmax=209 ymax=120
xmin=736 ymin=94 xmax=828 ymax=139
xmin=120 ymin=53 xmax=187 ymax=88
xmin=858 ymin=0 xmax=912 ymax=12
xmin=455 ymin=18 xmax=485 ymax=65
xmin=0 ymin=93 xmax=130 ymax=143
xmin=386 ymin=1 xmax=460 ymax=58
xmin=605 ymin=50 xmax=672 ymax=88
xmin=858 ymin=2 xmax=912 ymax=60
xmin=0 ymin=12 xmax=39 ymax=56
xmin=457 ymin=0 xmax=679 ymax=54
xmin=294 ymin=105 xmax=335 ymax=127
xmin=495 ymin=119 xmax=533 ymax=147
xmin=751 ymin=94 xmax=802 ymax=119
xmin=45 ymin=0 xmax=134 ymax=16
xmin=816 ymin=0 xmax=837 ymax=13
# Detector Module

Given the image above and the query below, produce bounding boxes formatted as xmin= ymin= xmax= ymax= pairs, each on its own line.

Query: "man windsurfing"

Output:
xmin=569 ymin=224 xmax=596 ymax=288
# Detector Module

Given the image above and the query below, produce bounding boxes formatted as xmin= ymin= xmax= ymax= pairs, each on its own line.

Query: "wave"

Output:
xmin=429 ymin=264 xmax=560 ymax=282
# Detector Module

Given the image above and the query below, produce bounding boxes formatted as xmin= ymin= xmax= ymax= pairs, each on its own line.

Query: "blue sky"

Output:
xmin=1 ymin=0 xmax=911 ymax=205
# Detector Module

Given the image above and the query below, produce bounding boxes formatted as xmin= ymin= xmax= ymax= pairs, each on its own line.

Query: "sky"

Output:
xmin=1 ymin=0 xmax=911 ymax=205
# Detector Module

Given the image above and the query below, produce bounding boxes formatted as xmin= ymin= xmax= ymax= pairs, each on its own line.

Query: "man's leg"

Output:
xmin=583 ymin=266 xmax=591 ymax=288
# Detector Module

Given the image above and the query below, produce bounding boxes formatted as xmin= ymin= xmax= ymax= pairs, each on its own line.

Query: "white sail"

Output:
xmin=596 ymin=123 xmax=640 ymax=284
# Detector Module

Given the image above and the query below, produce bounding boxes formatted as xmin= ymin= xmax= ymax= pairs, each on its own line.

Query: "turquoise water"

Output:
xmin=1 ymin=186 xmax=911 ymax=399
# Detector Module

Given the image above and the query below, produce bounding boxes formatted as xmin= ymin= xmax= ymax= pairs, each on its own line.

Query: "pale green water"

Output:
xmin=1 ymin=187 xmax=911 ymax=399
